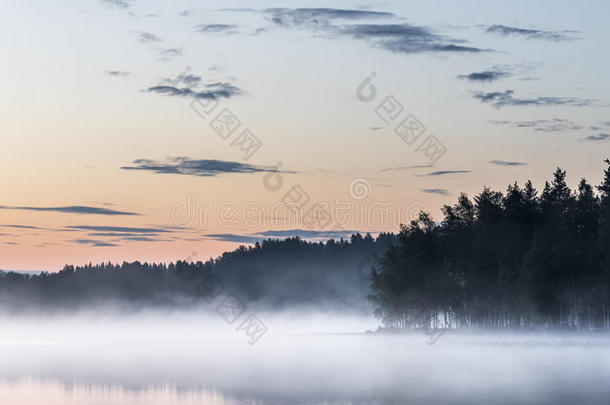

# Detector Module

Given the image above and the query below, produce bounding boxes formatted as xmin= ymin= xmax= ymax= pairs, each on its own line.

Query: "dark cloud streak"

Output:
xmin=474 ymin=90 xmax=592 ymax=108
xmin=485 ymin=24 xmax=579 ymax=41
xmin=121 ymin=157 xmax=288 ymax=177
xmin=0 ymin=205 xmax=139 ymax=216
xmin=419 ymin=170 xmax=471 ymax=177
xmin=458 ymin=70 xmax=510 ymax=82
xmin=421 ymin=188 xmax=450 ymax=195
xmin=488 ymin=160 xmax=528 ymax=166
xmin=582 ymin=133 xmax=610 ymax=142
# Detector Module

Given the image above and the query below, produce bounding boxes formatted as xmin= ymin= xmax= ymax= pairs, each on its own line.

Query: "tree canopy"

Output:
xmin=370 ymin=161 xmax=610 ymax=330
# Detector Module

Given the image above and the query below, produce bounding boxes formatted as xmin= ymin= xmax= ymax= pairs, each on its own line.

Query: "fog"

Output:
xmin=1 ymin=309 xmax=610 ymax=404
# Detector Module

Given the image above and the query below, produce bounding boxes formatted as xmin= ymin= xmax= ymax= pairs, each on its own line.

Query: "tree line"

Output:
xmin=0 ymin=233 xmax=396 ymax=312
xmin=370 ymin=160 xmax=610 ymax=330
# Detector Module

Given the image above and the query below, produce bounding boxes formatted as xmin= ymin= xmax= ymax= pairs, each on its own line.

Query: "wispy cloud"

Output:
xmin=474 ymin=90 xmax=592 ymax=108
xmin=419 ymin=170 xmax=471 ymax=176
xmin=0 ymin=224 xmax=43 ymax=230
xmin=257 ymin=229 xmax=359 ymax=239
xmin=137 ymin=31 xmax=162 ymax=44
xmin=179 ymin=9 xmax=196 ymax=17
xmin=66 ymin=225 xmax=170 ymax=233
xmin=380 ymin=165 xmax=433 ymax=172
xmin=458 ymin=69 xmax=510 ymax=82
xmin=228 ymin=8 xmax=489 ymax=54
xmin=0 ymin=205 xmax=139 ymax=216
xmin=105 ymin=70 xmax=130 ymax=77
xmin=159 ymin=48 xmax=183 ymax=57
xmin=263 ymin=7 xmax=394 ymax=25
xmin=485 ymin=24 xmax=579 ymax=41
xmin=490 ymin=118 xmax=582 ymax=132
xmin=121 ymin=157 xmax=287 ymax=177
xmin=338 ymin=23 xmax=489 ymax=54
xmin=488 ymin=160 xmax=528 ymax=166
xmin=120 ymin=236 xmax=172 ymax=242
xmin=421 ymin=188 xmax=450 ymax=195
xmin=195 ymin=24 xmax=239 ymax=34
xmin=147 ymin=83 xmax=241 ymax=100
xmin=205 ymin=234 xmax=264 ymax=244
xmin=146 ymin=68 xmax=243 ymax=100
xmin=206 ymin=229 xmax=361 ymax=243
xmin=72 ymin=239 xmax=119 ymax=247
xmin=101 ymin=0 xmax=133 ymax=9
xmin=581 ymin=133 xmax=610 ymax=142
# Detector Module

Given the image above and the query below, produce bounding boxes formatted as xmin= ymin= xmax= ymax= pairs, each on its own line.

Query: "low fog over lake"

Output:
xmin=1 ymin=311 xmax=610 ymax=405
xmin=3 ymin=0 xmax=610 ymax=403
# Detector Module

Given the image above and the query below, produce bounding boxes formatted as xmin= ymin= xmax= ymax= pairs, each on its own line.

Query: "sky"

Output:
xmin=1 ymin=0 xmax=609 ymax=270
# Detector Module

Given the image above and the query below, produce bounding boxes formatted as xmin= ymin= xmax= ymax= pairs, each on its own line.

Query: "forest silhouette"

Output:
xmin=1 ymin=160 xmax=609 ymax=331
xmin=371 ymin=160 xmax=610 ymax=330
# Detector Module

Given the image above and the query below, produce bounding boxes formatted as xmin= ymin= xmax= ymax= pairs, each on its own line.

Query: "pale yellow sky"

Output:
xmin=1 ymin=0 xmax=609 ymax=270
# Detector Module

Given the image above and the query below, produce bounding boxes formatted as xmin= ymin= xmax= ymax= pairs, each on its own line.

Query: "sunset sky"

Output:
xmin=1 ymin=0 xmax=609 ymax=270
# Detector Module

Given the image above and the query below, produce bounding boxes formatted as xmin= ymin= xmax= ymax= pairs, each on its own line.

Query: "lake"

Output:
xmin=1 ymin=311 xmax=609 ymax=404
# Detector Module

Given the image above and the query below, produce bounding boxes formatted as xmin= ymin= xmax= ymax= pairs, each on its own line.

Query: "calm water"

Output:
xmin=1 ymin=312 xmax=610 ymax=404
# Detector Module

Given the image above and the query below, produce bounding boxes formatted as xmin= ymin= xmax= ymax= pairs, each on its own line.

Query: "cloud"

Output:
xmin=581 ymin=133 xmax=610 ymax=142
xmin=121 ymin=157 xmax=287 ymax=177
xmin=66 ymin=226 xmax=170 ymax=233
xmin=227 ymin=8 xmax=489 ymax=54
xmin=485 ymin=25 xmax=579 ymax=41
xmin=147 ymin=69 xmax=243 ymax=101
xmin=381 ymin=165 xmax=433 ymax=172
xmin=205 ymin=234 xmax=265 ymax=244
xmin=1 ymin=224 xmax=43 ymax=230
xmin=137 ymin=32 xmax=162 ymax=44
xmin=490 ymin=118 xmax=582 ymax=132
xmin=0 ymin=205 xmax=138 ymax=216
xmin=488 ymin=160 xmax=528 ymax=166
xmin=206 ymin=229 xmax=361 ymax=243
xmin=419 ymin=170 xmax=471 ymax=176
xmin=338 ymin=23 xmax=489 ymax=54
xmin=473 ymin=90 xmax=592 ymax=108
xmin=159 ymin=48 xmax=183 ymax=57
xmin=120 ymin=236 xmax=171 ymax=242
xmin=257 ymin=229 xmax=359 ymax=239
xmin=72 ymin=239 xmax=119 ymax=247
xmin=87 ymin=232 xmax=156 ymax=238
xmin=457 ymin=69 xmax=510 ymax=82
xmin=105 ymin=71 xmax=130 ymax=77
xmin=195 ymin=24 xmax=239 ymax=34
xmin=160 ymin=69 xmax=203 ymax=87
xmin=421 ymin=188 xmax=450 ymax=195
xmin=101 ymin=0 xmax=132 ymax=9
xmin=147 ymin=83 xmax=241 ymax=100
xmin=263 ymin=7 xmax=394 ymax=26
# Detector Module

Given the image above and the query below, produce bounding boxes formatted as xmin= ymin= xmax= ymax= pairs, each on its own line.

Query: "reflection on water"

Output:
xmin=0 ymin=380 xmax=235 ymax=405
xmin=1 ymin=312 xmax=610 ymax=404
